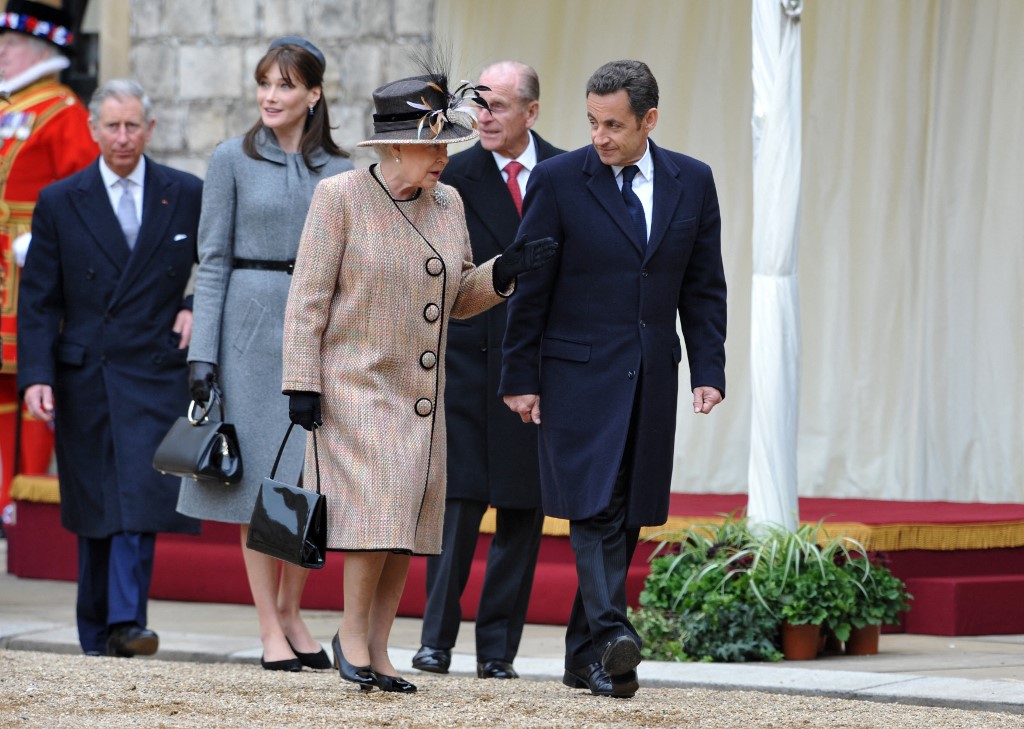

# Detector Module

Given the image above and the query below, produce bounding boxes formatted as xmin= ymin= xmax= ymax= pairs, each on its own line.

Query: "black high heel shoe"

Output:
xmin=331 ymin=632 xmax=377 ymax=691
xmin=260 ymin=655 xmax=302 ymax=672
xmin=374 ymin=673 xmax=417 ymax=693
xmin=286 ymin=638 xmax=332 ymax=670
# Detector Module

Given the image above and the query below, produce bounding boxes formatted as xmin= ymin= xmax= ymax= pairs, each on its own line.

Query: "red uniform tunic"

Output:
xmin=0 ymin=77 xmax=97 ymax=511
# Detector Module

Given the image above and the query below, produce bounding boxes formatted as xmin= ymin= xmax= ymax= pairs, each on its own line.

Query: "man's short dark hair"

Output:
xmin=585 ymin=60 xmax=659 ymax=122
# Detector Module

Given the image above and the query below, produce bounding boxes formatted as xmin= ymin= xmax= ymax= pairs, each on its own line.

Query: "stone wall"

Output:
xmin=129 ymin=0 xmax=436 ymax=177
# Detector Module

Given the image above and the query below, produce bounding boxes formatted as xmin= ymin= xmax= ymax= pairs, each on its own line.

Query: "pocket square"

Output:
xmin=173 ymin=233 xmax=189 ymax=242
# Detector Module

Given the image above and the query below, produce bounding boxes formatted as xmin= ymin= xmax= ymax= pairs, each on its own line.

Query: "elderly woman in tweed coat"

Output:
xmin=176 ymin=38 xmax=352 ymax=673
xmin=282 ymin=73 xmax=556 ymax=693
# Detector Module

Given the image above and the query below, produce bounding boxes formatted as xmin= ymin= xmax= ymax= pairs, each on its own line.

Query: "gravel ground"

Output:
xmin=3 ymin=651 xmax=1024 ymax=728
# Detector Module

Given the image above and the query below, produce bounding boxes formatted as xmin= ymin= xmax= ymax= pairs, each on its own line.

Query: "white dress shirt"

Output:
xmin=612 ymin=142 xmax=654 ymax=240
xmin=99 ymin=156 xmax=146 ymax=221
xmin=491 ymin=133 xmax=538 ymax=199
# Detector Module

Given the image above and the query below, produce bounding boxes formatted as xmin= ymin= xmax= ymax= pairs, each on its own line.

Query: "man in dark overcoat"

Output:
xmin=17 ymin=79 xmax=201 ymax=657
xmin=500 ymin=60 xmax=727 ymax=698
xmin=413 ymin=61 xmax=564 ymax=680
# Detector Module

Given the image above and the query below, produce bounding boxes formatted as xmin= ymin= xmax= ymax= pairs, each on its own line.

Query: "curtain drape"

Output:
xmin=436 ymin=0 xmax=1024 ymax=503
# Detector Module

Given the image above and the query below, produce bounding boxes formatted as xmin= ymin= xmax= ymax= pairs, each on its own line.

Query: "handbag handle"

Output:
xmin=188 ymin=384 xmax=226 ymax=425
xmin=270 ymin=422 xmax=321 ymax=496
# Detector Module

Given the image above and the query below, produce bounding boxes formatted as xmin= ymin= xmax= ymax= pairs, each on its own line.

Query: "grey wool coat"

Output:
xmin=282 ymin=168 xmax=509 ymax=554
xmin=177 ymin=129 xmax=352 ymax=523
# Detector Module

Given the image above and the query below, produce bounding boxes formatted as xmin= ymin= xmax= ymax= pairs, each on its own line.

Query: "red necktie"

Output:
xmin=504 ymin=160 xmax=524 ymax=217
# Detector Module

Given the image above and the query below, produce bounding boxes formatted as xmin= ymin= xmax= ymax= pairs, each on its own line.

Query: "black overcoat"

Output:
xmin=17 ymin=158 xmax=202 ymax=538
xmin=441 ymin=133 xmax=564 ymax=508
xmin=499 ymin=141 xmax=727 ymax=527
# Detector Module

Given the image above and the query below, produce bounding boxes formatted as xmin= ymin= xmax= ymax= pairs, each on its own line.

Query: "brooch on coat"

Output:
xmin=432 ymin=186 xmax=450 ymax=209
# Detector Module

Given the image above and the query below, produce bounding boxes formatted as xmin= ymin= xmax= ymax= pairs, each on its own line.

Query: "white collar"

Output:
xmin=611 ymin=142 xmax=653 ymax=182
xmin=0 ymin=56 xmax=71 ymax=95
xmin=491 ymin=132 xmax=538 ymax=172
xmin=99 ymin=156 xmax=146 ymax=189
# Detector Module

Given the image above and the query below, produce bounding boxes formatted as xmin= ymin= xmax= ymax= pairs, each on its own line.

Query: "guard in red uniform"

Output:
xmin=0 ymin=0 xmax=97 ymax=520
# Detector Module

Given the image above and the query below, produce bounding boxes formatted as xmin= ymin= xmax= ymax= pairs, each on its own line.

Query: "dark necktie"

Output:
xmin=504 ymin=160 xmax=524 ymax=217
xmin=620 ymin=164 xmax=647 ymax=247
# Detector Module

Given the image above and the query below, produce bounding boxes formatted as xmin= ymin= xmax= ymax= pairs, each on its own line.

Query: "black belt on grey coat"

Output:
xmin=232 ymin=258 xmax=295 ymax=274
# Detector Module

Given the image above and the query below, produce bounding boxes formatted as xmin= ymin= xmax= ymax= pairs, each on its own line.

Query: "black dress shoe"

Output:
xmin=260 ymin=655 xmax=302 ymax=672
xmin=411 ymin=645 xmax=451 ymax=674
xmin=563 ymin=662 xmax=614 ymax=696
xmin=476 ymin=659 xmax=519 ymax=679
xmin=374 ymin=673 xmax=417 ymax=693
xmin=286 ymin=638 xmax=332 ymax=670
xmin=609 ymin=669 xmax=639 ymax=698
xmin=600 ymin=635 xmax=641 ymax=676
xmin=106 ymin=625 xmax=159 ymax=658
xmin=331 ymin=632 xmax=377 ymax=691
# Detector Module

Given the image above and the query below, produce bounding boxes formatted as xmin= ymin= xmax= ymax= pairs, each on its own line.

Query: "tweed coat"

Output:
xmin=177 ymin=130 xmax=353 ymax=523
xmin=499 ymin=141 xmax=727 ymax=528
xmin=17 ymin=158 xmax=202 ymax=538
xmin=441 ymin=133 xmax=563 ymax=508
xmin=282 ymin=167 xmax=507 ymax=554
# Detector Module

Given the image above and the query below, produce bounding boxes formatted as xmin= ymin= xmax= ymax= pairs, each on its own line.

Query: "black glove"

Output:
xmin=493 ymin=235 xmax=559 ymax=290
xmin=188 ymin=361 xmax=218 ymax=404
xmin=288 ymin=391 xmax=322 ymax=431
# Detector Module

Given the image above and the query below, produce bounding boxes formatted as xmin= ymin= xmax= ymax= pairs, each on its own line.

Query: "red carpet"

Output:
xmin=8 ymin=490 xmax=1024 ymax=635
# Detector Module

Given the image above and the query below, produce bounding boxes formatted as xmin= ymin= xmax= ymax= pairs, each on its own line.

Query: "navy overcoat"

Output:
xmin=499 ymin=141 xmax=727 ymax=528
xmin=17 ymin=158 xmax=202 ymax=538
xmin=441 ymin=133 xmax=563 ymax=508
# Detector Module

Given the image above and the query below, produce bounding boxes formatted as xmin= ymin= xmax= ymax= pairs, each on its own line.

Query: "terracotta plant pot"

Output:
xmin=845 ymin=623 xmax=881 ymax=655
xmin=781 ymin=622 xmax=821 ymax=660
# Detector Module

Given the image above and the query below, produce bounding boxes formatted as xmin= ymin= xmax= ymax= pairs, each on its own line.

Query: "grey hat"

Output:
xmin=357 ymin=75 xmax=479 ymax=147
xmin=267 ymin=35 xmax=325 ymax=71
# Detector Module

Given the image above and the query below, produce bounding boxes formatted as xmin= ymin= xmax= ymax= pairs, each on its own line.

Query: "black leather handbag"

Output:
xmin=152 ymin=387 xmax=243 ymax=485
xmin=246 ymin=423 xmax=327 ymax=569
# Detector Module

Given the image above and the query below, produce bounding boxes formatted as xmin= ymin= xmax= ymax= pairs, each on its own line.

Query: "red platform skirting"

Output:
xmin=7 ymin=491 xmax=1024 ymax=634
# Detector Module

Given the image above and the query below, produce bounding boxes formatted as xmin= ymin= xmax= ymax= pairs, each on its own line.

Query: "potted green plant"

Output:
xmin=840 ymin=552 xmax=912 ymax=655
xmin=634 ymin=516 xmax=783 ymax=662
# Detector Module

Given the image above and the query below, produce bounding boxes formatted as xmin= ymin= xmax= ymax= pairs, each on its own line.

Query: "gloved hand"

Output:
xmin=188 ymin=361 xmax=218 ymax=404
xmin=493 ymin=235 xmax=559 ymax=290
xmin=288 ymin=391 xmax=322 ymax=431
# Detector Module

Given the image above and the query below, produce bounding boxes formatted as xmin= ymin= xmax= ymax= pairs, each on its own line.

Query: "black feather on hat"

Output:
xmin=358 ymin=45 xmax=490 ymax=147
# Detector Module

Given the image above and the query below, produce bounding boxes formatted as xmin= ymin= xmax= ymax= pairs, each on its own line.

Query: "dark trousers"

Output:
xmin=421 ymin=498 xmax=544 ymax=661
xmin=564 ymin=384 xmax=644 ymax=669
xmin=564 ymin=469 xmax=642 ymax=668
xmin=76 ymin=532 xmax=156 ymax=654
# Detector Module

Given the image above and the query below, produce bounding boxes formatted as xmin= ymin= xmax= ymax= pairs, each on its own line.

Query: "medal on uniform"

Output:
xmin=0 ymin=112 xmax=35 ymax=140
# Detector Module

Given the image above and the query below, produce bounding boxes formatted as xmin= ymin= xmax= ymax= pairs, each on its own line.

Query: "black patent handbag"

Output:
xmin=152 ymin=386 xmax=243 ymax=484
xmin=246 ymin=423 xmax=327 ymax=569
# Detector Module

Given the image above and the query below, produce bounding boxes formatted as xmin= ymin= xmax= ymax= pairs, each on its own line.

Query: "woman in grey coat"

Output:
xmin=176 ymin=37 xmax=352 ymax=672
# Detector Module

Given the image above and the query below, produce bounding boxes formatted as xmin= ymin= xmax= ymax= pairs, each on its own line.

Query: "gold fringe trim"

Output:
xmin=478 ymin=509 xmax=1024 ymax=552
xmin=10 ymin=474 xmax=59 ymax=503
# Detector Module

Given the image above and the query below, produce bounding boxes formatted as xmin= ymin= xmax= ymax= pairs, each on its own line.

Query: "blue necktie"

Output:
xmin=620 ymin=165 xmax=647 ymax=248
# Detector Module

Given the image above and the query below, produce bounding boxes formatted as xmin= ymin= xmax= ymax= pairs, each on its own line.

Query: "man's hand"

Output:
xmin=692 ymin=386 xmax=723 ymax=414
xmin=24 ymin=384 xmax=55 ymax=423
xmin=173 ymin=309 xmax=193 ymax=349
xmin=503 ymin=393 xmax=542 ymax=424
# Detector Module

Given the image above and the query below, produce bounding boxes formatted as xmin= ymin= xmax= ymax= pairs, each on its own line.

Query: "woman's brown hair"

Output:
xmin=241 ymin=43 xmax=348 ymax=168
